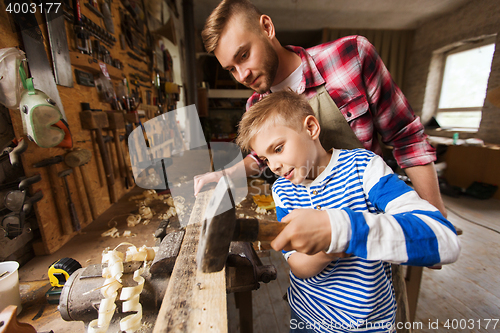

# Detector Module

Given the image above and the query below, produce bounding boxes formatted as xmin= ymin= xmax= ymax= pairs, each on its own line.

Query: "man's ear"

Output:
xmin=260 ymin=15 xmax=275 ymax=39
xmin=304 ymin=115 xmax=320 ymax=140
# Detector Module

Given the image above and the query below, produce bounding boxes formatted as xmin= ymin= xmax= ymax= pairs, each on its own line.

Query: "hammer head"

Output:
xmin=80 ymin=111 xmax=109 ymax=130
xmin=58 ymin=168 xmax=73 ymax=178
xmin=65 ymin=148 xmax=92 ymax=168
xmin=105 ymin=111 xmax=125 ymax=130
xmin=196 ymin=175 xmax=237 ymax=273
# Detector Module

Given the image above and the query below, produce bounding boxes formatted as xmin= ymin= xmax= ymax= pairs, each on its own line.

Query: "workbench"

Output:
xmin=14 ymin=176 xmax=277 ymax=332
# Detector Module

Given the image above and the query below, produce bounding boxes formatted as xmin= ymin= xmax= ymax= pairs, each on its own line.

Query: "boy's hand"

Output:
xmin=271 ymin=209 xmax=331 ymax=255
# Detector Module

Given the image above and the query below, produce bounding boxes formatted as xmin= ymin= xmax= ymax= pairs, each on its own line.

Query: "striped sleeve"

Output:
xmin=345 ymin=155 xmax=460 ymax=266
xmin=272 ymin=187 xmax=296 ymax=260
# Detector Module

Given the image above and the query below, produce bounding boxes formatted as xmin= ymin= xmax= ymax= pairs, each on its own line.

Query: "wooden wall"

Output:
xmin=0 ymin=1 xmax=153 ymax=254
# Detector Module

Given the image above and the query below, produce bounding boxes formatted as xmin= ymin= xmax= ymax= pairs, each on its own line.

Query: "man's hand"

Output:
xmin=193 ymin=170 xmax=224 ymax=196
xmin=271 ymin=209 xmax=332 ymax=255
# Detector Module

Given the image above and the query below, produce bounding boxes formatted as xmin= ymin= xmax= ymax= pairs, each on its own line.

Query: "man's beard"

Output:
xmin=247 ymin=40 xmax=279 ymax=94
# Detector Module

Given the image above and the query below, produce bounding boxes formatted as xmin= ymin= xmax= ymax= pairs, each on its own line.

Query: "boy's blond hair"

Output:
xmin=236 ymin=90 xmax=315 ymax=152
xmin=201 ymin=0 xmax=263 ymax=53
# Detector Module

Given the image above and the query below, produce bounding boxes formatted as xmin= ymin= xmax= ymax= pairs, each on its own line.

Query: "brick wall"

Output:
xmin=404 ymin=0 xmax=500 ymax=144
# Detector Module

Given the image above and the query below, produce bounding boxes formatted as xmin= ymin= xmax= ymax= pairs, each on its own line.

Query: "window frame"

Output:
xmin=434 ymin=36 xmax=496 ymax=132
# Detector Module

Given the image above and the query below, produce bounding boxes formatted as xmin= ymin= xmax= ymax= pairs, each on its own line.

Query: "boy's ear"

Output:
xmin=260 ymin=15 xmax=275 ymax=39
xmin=304 ymin=115 xmax=320 ymax=140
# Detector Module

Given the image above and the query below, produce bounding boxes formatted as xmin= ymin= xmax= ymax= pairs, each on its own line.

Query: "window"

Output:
xmin=436 ymin=39 xmax=496 ymax=131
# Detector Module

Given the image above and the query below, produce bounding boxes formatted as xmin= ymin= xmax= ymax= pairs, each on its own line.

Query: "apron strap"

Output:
xmin=307 ymin=85 xmax=363 ymax=150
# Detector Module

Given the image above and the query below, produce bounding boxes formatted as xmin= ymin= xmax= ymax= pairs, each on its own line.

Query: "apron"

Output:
xmin=307 ymin=84 xmax=363 ymax=150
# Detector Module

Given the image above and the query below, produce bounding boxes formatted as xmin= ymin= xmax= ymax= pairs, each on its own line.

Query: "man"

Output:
xmin=195 ymin=0 xmax=446 ymax=254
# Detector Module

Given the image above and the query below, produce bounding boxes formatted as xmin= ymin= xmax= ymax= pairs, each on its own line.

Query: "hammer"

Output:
xmin=196 ymin=176 xmax=287 ymax=273
xmin=106 ymin=111 xmax=127 ymax=178
xmin=65 ymin=148 xmax=98 ymax=221
xmin=33 ymin=155 xmax=74 ymax=235
xmin=80 ymin=108 xmax=117 ymax=203
xmin=58 ymin=169 xmax=81 ymax=232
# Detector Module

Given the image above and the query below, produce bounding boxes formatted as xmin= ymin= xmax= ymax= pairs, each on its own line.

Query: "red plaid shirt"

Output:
xmin=246 ymin=35 xmax=435 ymax=169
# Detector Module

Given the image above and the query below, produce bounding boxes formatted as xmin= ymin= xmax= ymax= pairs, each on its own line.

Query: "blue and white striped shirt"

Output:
xmin=272 ymin=149 xmax=460 ymax=332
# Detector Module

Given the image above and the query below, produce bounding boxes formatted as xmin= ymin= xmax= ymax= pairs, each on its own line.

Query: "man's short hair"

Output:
xmin=202 ymin=0 xmax=263 ymax=53
xmin=236 ymin=90 xmax=315 ymax=152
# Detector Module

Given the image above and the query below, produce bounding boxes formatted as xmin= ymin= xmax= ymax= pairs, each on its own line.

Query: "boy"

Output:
xmin=236 ymin=91 xmax=460 ymax=332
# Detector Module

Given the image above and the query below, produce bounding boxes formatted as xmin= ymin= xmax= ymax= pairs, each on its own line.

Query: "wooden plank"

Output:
xmin=153 ymin=190 xmax=227 ymax=333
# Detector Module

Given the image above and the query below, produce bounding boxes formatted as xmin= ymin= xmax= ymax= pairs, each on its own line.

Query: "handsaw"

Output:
xmin=45 ymin=9 xmax=73 ymax=87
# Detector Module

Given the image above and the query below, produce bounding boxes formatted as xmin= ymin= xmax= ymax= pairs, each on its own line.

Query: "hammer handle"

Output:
xmin=48 ymin=164 xmax=73 ymax=235
xmin=113 ymin=129 xmax=127 ymax=179
xmin=95 ymin=128 xmax=117 ymax=203
xmin=80 ymin=164 xmax=98 ymax=220
xmin=233 ymin=218 xmax=288 ymax=242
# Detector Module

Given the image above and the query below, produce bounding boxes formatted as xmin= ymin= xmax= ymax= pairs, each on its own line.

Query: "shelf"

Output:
xmin=70 ymin=51 xmax=123 ymax=81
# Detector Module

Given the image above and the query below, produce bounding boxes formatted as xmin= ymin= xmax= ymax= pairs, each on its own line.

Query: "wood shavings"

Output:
xmin=127 ymin=215 xmax=142 ymax=227
xmin=239 ymin=213 xmax=245 ymax=218
xmin=164 ymin=196 xmax=174 ymax=207
xmin=143 ymin=190 xmax=159 ymax=200
xmin=138 ymin=206 xmax=153 ymax=220
xmin=122 ymin=230 xmax=137 ymax=237
xmin=101 ymin=227 xmax=120 ymax=238
xmin=88 ymin=243 xmax=158 ymax=333
xmin=255 ymin=207 xmax=267 ymax=215
xmin=157 ymin=213 xmax=169 ymax=220
xmin=172 ymin=196 xmax=186 ymax=220
xmin=142 ymin=219 xmax=150 ymax=226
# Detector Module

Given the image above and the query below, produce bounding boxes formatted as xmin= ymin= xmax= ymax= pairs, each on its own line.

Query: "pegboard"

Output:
xmin=0 ymin=0 xmax=176 ymax=254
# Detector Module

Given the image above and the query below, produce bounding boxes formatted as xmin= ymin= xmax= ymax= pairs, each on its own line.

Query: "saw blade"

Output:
xmin=46 ymin=10 xmax=73 ymax=87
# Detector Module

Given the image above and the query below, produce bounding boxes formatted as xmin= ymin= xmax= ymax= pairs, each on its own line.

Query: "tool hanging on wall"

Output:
xmin=64 ymin=148 xmax=98 ymax=220
xmin=33 ymin=155 xmax=74 ymax=235
xmin=45 ymin=9 xmax=73 ymax=87
xmin=101 ymin=0 xmax=114 ymax=33
xmin=58 ymin=169 xmax=81 ymax=232
xmin=80 ymin=107 xmax=117 ymax=203
xmin=7 ymin=0 xmax=68 ymax=121
xmin=1 ymin=174 xmax=43 ymax=239
xmin=72 ymin=0 xmax=92 ymax=54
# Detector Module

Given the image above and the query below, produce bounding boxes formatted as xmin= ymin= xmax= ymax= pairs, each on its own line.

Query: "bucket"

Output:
xmin=0 ymin=261 xmax=22 ymax=315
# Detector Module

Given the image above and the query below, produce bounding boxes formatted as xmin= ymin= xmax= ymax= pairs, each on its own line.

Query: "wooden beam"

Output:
xmin=153 ymin=190 xmax=227 ymax=333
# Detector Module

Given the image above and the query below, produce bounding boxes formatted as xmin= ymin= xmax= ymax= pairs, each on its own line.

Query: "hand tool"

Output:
xmin=80 ymin=109 xmax=117 ymax=203
xmin=33 ymin=156 xmax=74 ymax=235
xmin=46 ymin=9 xmax=73 ymax=87
xmin=65 ymin=148 xmax=98 ymax=220
xmin=8 ymin=0 xmax=67 ymax=120
xmin=102 ymin=134 xmax=118 ymax=179
xmin=2 ymin=175 xmax=43 ymax=238
xmin=58 ymin=169 xmax=81 ymax=232
xmin=105 ymin=112 xmax=134 ymax=186
xmin=3 ymin=137 xmax=27 ymax=167
xmin=48 ymin=257 xmax=82 ymax=287
xmin=80 ymin=103 xmax=105 ymax=186
xmin=150 ymin=230 xmax=185 ymax=275
xmin=73 ymin=0 xmax=91 ymax=54
xmin=197 ymin=176 xmax=287 ymax=273
xmin=59 ymin=239 xmax=175 ymax=327
xmin=101 ymin=0 xmax=114 ymax=34
xmin=74 ymin=69 xmax=95 ymax=87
